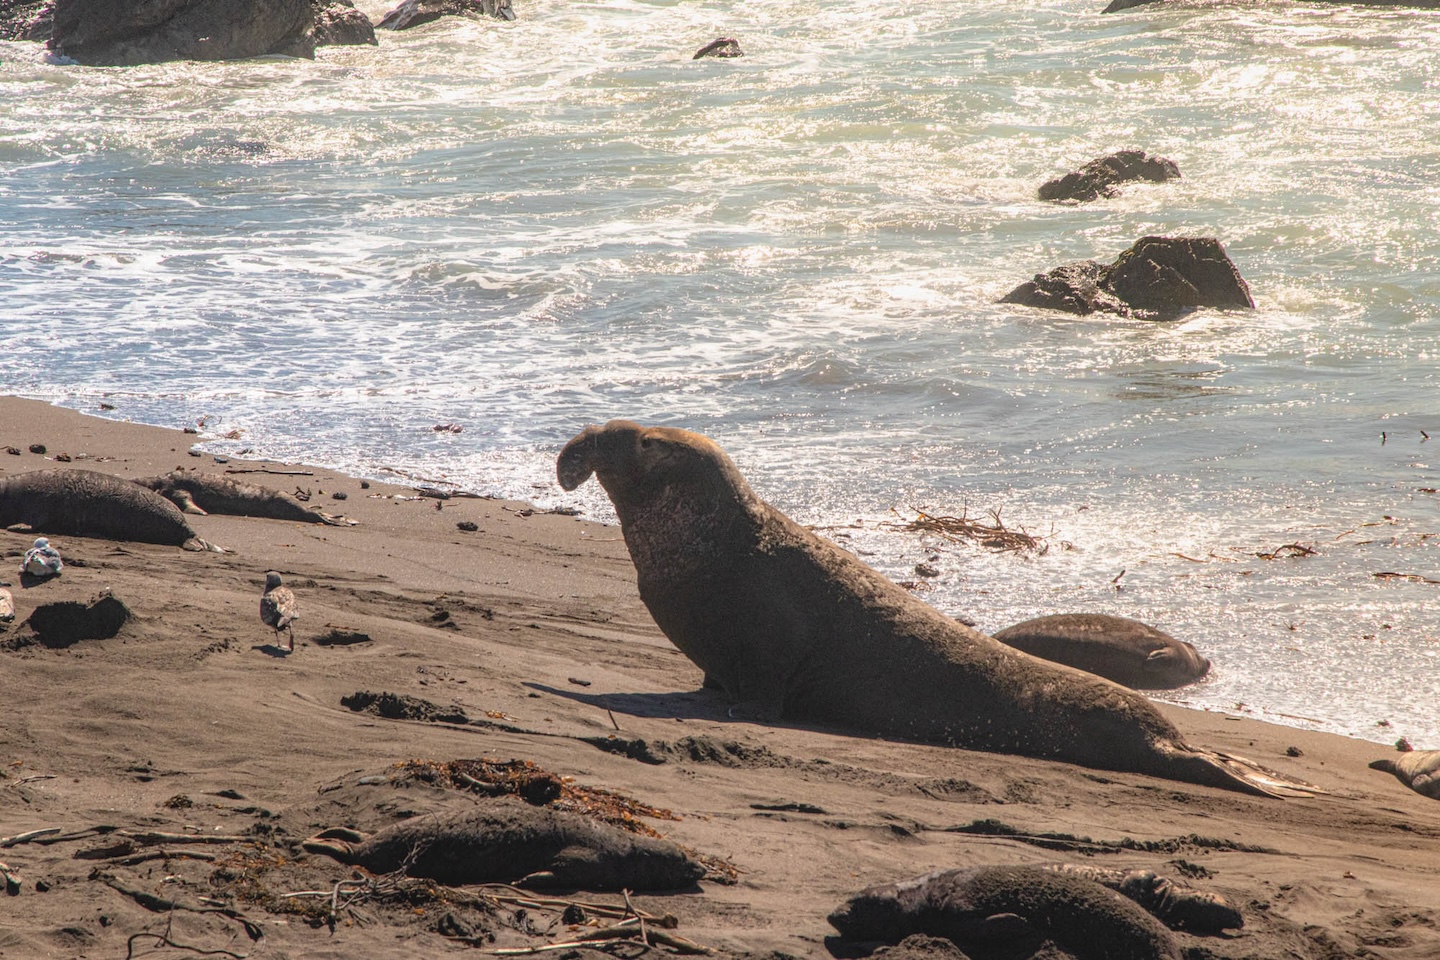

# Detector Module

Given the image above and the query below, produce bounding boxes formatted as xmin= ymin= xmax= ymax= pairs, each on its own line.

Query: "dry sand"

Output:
xmin=1 ymin=395 xmax=1438 ymax=960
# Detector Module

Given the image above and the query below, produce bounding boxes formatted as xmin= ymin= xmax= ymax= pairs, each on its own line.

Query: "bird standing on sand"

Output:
xmin=0 ymin=586 xmax=14 ymax=623
xmin=22 ymin=537 xmax=63 ymax=578
xmin=260 ymin=571 xmax=299 ymax=651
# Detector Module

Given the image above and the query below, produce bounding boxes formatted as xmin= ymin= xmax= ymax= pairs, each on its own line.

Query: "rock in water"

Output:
xmin=312 ymin=0 xmax=377 ymax=44
xmin=991 ymin=614 xmax=1210 ymax=690
xmin=376 ymin=0 xmax=514 ymax=28
xmin=302 ymin=799 xmax=706 ymax=890
xmin=693 ymin=37 xmax=743 ymax=59
xmin=1039 ymin=150 xmax=1180 ymax=203
xmin=47 ymin=0 xmax=315 ymax=65
xmin=1001 ymin=236 xmax=1254 ymax=320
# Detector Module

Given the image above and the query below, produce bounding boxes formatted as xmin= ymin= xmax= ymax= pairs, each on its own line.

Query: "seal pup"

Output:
xmin=1370 ymin=750 xmax=1440 ymax=799
xmin=557 ymin=420 xmax=1312 ymax=797
xmin=302 ymin=800 xmax=706 ymax=891
xmin=260 ymin=572 xmax=299 ymax=651
xmin=0 ymin=469 xmax=221 ymax=551
xmin=990 ymin=614 xmax=1210 ymax=690
xmin=21 ymin=538 xmax=63 ymax=579
xmin=828 ymin=865 xmax=1181 ymax=960
xmin=133 ymin=472 xmax=355 ymax=526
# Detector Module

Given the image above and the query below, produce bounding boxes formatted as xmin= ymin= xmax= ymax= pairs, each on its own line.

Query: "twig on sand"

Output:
xmin=883 ymin=507 xmax=1050 ymax=555
xmin=119 ymin=830 xmax=252 ymax=846
xmin=99 ymin=871 xmax=264 ymax=942
xmin=0 ymin=827 xmax=61 ymax=847
xmin=470 ymin=884 xmax=678 ymax=926
xmin=1254 ymin=543 xmax=1317 ymax=560
xmin=489 ymin=923 xmax=711 ymax=955
xmin=223 ymin=468 xmax=314 ymax=476
xmin=109 ymin=849 xmax=220 ymax=867
xmin=1374 ymin=571 xmax=1440 ymax=585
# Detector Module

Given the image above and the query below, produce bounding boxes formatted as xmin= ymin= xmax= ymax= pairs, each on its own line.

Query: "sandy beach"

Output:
xmin=2 ymin=394 xmax=1438 ymax=960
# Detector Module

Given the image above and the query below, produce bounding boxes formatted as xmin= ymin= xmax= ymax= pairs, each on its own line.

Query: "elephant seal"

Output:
xmin=0 ymin=469 xmax=221 ymax=551
xmin=302 ymin=799 xmax=706 ymax=890
xmin=990 ymin=614 xmax=1210 ymax=690
xmin=556 ymin=420 xmax=1310 ymax=797
xmin=1038 ymin=863 xmax=1241 ymax=933
xmin=828 ymin=865 xmax=1180 ymax=960
xmin=134 ymin=472 xmax=354 ymax=526
xmin=1370 ymin=750 xmax=1440 ymax=799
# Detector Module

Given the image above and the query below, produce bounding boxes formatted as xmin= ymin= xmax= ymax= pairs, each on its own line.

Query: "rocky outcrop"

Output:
xmin=47 ymin=0 xmax=315 ymax=65
xmin=0 ymin=0 xmax=51 ymax=40
xmin=376 ymin=0 xmax=514 ymax=28
xmin=313 ymin=0 xmax=376 ymax=45
xmin=1001 ymin=236 xmax=1254 ymax=320
xmin=693 ymin=37 xmax=743 ymax=59
xmin=1039 ymin=150 xmax=1180 ymax=203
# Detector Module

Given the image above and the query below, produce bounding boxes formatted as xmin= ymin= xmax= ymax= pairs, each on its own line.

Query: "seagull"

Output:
xmin=21 ymin=538 xmax=63 ymax=579
xmin=260 ymin=571 xmax=299 ymax=651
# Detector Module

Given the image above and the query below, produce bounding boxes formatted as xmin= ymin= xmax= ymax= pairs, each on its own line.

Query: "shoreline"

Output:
xmin=2 ymin=394 xmax=1439 ymax=959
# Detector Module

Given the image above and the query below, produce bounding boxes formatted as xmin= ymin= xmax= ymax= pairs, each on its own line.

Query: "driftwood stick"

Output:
xmin=472 ymin=883 xmax=675 ymax=924
xmin=119 ymin=830 xmax=251 ymax=845
xmin=125 ymin=931 xmax=248 ymax=960
xmin=0 ymin=827 xmax=61 ymax=847
xmin=223 ymin=468 xmax=314 ymax=476
xmin=491 ymin=925 xmax=711 ymax=955
xmin=110 ymin=849 xmax=219 ymax=867
xmin=99 ymin=873 xmax=264 ymax=941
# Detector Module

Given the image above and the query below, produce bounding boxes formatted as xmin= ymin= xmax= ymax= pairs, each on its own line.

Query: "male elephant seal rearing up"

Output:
xmin=0 ymin=469 xmax=221 ymax=551
xmin=557 ymin=420 xmax=1309 ymax=797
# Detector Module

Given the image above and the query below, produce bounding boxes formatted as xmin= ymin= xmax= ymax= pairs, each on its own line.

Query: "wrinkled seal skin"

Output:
xmin=991 ymin=614 xmax=1210 ymax=690
xmin=302 ymin=800 xmax=706 ymax=891
xmin=557 ymin=421 xmax=1309 ymax=797
xmin=1370 ymin=750 xmax=1440 ymax=799
xmin=1039 ymin=863 xmax=1242 ymax=933
xmin=0 ymin=469 xmax=219 ymax=551
xmin=134 ymin=472 xmax=351 ymax=526
xmin=828 ymin=865 xmax=1180 ymax=960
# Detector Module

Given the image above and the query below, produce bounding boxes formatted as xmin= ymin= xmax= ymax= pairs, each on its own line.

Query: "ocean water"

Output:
xmin=2 ymin=0 xmax=1437 ymax=748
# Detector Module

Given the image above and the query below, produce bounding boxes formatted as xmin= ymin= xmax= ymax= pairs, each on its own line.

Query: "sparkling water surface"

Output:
xmin=2 ymin=0 xmax=1437 ymax=746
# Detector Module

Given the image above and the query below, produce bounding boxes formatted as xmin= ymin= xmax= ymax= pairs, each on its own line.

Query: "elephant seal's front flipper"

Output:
xmin=557 ymin=420 xmax=1318 ymax=798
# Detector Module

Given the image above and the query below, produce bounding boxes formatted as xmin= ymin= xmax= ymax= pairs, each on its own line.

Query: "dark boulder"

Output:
xmin=0 ymin=0 xmax=52 ymax=41
xmin=48 ymin=0 xmax=315 ymax=65
xmin=1039 ymin=150 xmax=1180 ymax=203
xmin=693 ymin=37 xmax=743 ymax=59
xmin=313 ymin=0 xmax=376 ymax=45
xmin=1001 ymin=236 xmax=1254 ymax=320
xmin=376 ymin=0 xmax=514 ymax=29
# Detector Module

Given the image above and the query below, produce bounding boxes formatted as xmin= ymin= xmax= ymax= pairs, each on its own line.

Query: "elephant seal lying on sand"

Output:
xmin=828 ymin=865 xmax=1180 ymax=960
xmin=0 ymin=469 xmax=221 ymax=551
xmin=991 ymin=614 xmax=1211 ymax=690
xmin=134 ymin=471 xmax=354 ymax=526
xmin=302 ymin=799 xmax=706 ymax=890
xmin=1370 ymin=750 xmax=1440 ymax=799
xmin=556 ymin=420 xmax=1310 ymax=797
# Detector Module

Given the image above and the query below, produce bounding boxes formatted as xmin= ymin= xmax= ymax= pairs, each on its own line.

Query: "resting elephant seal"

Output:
xmin=1370 ymin=750 xmax=1440 ymax=799
xmin=990 ymin=614 xmax=1210 ymax=690
xmin=302 ymin=800 xmax=706 ymax=890
xmin=134 ymin=472 xmax=353 ymax=526
xmin=557 ymin=421 xmax=1309 ymax=797
xmin=0 ymin=469 xmax=220 ymax=551
xmin=828 ymin=865 xmax=1180 ymax=960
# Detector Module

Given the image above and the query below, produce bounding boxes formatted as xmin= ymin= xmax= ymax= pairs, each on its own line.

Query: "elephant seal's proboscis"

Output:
xmin=1 ymin=469 xmax=222 ymax=551
xmin=556 ymin=420 xmax=1313 ymax=798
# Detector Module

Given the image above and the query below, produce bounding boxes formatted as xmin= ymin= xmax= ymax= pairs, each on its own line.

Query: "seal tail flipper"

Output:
xmin=1165 ymin=745 xmax=1323 ymax=798
xmin=182 ymin=537 xmax=225 ymax=553
xmin=315 ymin=511 xmax=358 ymax=526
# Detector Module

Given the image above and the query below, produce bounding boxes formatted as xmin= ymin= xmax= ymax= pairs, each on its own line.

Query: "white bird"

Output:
xmin=260 ymin=571 xmax=299 ymax=651
xmin=21 ymin=538 xmax=63 ymax=579
xmin=0 ymin=586 xmax=14 ymax=623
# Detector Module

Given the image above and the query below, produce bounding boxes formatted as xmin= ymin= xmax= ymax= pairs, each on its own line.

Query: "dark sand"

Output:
xmin=2 ymin=395 xmax=1438 ymax=959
